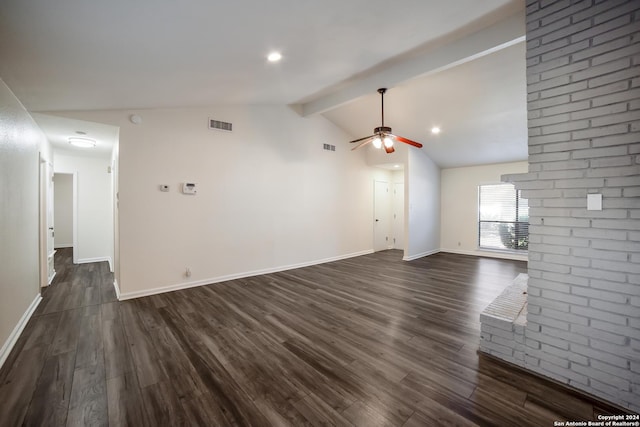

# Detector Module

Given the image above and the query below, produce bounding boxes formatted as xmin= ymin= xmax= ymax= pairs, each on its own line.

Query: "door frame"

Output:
xmin=373 ymin=180 xmax=391 ymax=252
xmin=53 ymin=171 xmax=79 ymax=264
xmin=72 ymin=172 xmax=79 ymax=264
xmin=39 ymin=155 xmax=55 ymax=287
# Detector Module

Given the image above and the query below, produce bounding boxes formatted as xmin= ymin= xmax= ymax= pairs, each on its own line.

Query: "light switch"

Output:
xmin=587 ymin=193 xmax=602 ymax=211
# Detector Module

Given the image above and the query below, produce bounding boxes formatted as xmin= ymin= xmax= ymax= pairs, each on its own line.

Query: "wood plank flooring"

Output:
xmin=0 ymin=248 xmax=625 ymax=426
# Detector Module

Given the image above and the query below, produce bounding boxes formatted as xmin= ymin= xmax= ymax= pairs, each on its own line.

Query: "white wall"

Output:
xmin=0 ymin=79 xmax=51 ymax=366
xmin=391 ymin=169 xmax=404 ymax=250
xmin=56 ymin=106 xmax=393 ymax=298
xmin=54 ymin=152 xmax=113 ymax=267
xmin=111 ymin=140 xmax=120 ymax=292
xmin=440 ymin=161 xmax=528 ymax=259
xmin=366 ymin=139 xmax=408 ymax=167
xmin=405 ymin=149 xmax=440 ymax=260
xmin=53 ymin=173 xmax=73 ymax=248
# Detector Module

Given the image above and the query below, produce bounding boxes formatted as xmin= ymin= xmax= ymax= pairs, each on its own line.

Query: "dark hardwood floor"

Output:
xmin=0 ymin=248 xmax=623 ymax=426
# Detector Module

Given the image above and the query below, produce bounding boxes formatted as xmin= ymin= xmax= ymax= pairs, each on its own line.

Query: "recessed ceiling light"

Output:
xmin=75 ymin=130 xmax=87 ymax=135
xmin=267 ymin=51 xmax=282 ymax=62
xmin=68 ymin=137 xmax=96 ymax=148
xmin=394 ymin=164 xmax=400 ymax=168
xmin=431 ymin=127 xmax=441 ymax=134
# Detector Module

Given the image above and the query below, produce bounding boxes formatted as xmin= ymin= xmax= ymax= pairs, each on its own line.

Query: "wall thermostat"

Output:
xmin=182 ymin=182 xmax=197 ymax=195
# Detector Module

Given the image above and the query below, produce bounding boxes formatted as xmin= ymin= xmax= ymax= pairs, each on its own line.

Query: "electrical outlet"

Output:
xmin=185 ymin=267 xmax=191 ymax=278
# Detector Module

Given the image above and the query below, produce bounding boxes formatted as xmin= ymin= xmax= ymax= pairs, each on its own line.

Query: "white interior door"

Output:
xmin=39 ymin=158 xmax=56 ymax=286
xmin=392 ymin=182 xmax=404 ymax=250
xmin=374 ymin=180 xmax=391 ymax=252
xmin=46 ymin=162 xmax=55 ymax=284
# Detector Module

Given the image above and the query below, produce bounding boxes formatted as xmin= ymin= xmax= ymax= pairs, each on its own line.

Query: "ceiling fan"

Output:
xmin=350 ymin=88 xmax=423 ymax=154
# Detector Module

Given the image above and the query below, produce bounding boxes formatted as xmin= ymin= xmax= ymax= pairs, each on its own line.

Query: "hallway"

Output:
xmin=0 ymin=248 xmax=115 ymax=426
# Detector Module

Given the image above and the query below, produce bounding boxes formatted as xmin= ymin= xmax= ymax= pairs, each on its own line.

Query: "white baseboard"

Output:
xmin=113 ymin=279 xmax=121 ymax=300
xmin=403 ymin=249 xmax=440 ymax=261
xmin=118 ymin=249 xmax=374 ymax=301
xmin=54 ymin=244 xmax=73 ymax=249
xmin=77 ymin=256 xmax=110 ymax=264
xmin=77 ymin=256 xmax=113 ymax=272
xmin=440 ymin=248 xmax=528 ymax=262
xmin=0 ymin=294 xmax=42 ymax=370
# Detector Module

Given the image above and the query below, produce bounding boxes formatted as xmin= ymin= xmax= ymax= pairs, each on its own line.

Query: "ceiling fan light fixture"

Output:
xmin=267 ymin=51 xmax=282 ymax=62
xmin=348 ymin=88 xmax=423 ymax=153
xmin=431 ymin=126 xmax=441 ymax=134
xmin=68 ymin=137 xmax=96 ymax=148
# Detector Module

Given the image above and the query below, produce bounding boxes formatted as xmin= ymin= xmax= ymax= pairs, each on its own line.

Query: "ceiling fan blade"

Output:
xmin=383 ymin=144 xmax=395 ymax=154
xmin=349 ymin=134 xmax=376 ymax=144
xmin=391 ymin=134 xmax=423 ymax=148
xmin=351 ymin=138 xmax=374 ymax=151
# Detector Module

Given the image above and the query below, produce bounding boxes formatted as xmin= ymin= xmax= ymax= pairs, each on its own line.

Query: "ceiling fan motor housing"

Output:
xmin=374 ymin=126 xmax=392 ymax=134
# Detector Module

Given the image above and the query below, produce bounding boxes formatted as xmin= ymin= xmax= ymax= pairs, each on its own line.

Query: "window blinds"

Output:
xmin=478 ymin=183 xmax=529 ymax=252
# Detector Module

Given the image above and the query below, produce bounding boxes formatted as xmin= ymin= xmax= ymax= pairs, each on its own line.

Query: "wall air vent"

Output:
xmin=209 ymin=119 xmax=232 ymax=132
xmin=323 ymin=143 xmax=336 ymax=152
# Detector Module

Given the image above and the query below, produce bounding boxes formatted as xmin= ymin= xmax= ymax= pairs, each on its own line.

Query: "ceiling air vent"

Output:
xmin=209 ymin=119 xmax=232 ymax=132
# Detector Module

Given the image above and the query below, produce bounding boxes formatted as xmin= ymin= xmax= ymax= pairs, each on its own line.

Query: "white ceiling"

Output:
xmin=322 ymin=42 xmax=528 ymax=168
xmin=31 ymin=113 xmax=119 ymax=158
xmin=0 ymin=0 xmax=527 ymax=167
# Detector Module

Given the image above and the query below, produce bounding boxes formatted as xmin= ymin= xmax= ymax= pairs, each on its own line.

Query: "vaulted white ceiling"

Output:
xmin=323 ymin=42 xmax=527 ymax=168
xmin=0 ymin=0 xmax=527 ymax=167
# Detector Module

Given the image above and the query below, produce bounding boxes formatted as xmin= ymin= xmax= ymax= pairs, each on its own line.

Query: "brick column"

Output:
xmin=505 ymin=0 xmax=640 ymax=412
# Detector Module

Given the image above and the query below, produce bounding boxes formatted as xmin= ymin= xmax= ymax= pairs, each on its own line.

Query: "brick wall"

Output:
xmin=507 ymin=0 xmax=640 ymax=412
xmin=480 ymin=274 xmax=528 ymax=365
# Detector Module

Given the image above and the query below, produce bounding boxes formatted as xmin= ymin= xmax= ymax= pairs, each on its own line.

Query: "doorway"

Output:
xmin=53 ymin=173 xmax=76 ymax=256
xmin=374 ymin=175 xmax=405 ymax=253
xmin=374 ymin=180 xmax=391 ymax=252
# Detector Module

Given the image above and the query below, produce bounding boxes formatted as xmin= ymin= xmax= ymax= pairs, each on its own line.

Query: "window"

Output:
xmin=478 ymin=183 xmax=529 ymax=252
